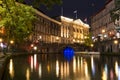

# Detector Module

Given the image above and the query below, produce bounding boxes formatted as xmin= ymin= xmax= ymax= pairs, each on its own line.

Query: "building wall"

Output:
xmin=91 ymin=0 xmax=116 ymax=42
xmin=91 ymin=0 xmax=120 ymax=53
xmin=60 ymin=16 xmax=90 ymax=44
xmin=31 ymin=10 xmax=90 ymax=46
xmin=32 ymin=10 xmax=61 ymax=44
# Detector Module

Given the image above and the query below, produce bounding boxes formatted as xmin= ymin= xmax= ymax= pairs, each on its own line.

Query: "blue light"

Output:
xmin=63 ymin=47 xmax=74 ymax=61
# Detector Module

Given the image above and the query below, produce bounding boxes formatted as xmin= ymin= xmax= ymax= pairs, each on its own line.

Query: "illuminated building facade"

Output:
xmin=31 ymin=10 xmax=90 ymax=45
xmin=91 ymin=0 xmax=120 ymax=52
xmin=31 ymin=9 xmax=61 ymax=44
xmin=91 ymin=0 xmax=116 ymax=41
xmin=91 ymin=0 xmax=120 ymax=42
xmin=60 ymin=16 xmax=90 ymax=44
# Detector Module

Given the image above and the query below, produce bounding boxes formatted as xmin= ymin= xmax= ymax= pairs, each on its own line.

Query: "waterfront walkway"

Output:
xmin=0 ymin=53 xmax=11 ymax=80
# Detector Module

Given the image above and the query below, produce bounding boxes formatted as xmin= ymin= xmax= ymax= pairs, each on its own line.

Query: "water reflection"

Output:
xmin=26 ymin=68 xmax=30 ymax=80
xmin=9 ymin=59 xmax=14 ymax=79
xmin=38 ymin=64 xmax=42 ymax=78
xmin=3 ymin=54 xmax=120 ymax=80
xmin=56 ymin=60 xmax=59 ymax=77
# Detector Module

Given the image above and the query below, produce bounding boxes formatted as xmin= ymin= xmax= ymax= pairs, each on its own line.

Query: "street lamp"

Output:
xmin=33 ymin=46 xmax=37 ymax=51
xmin=0 ymin=38 xmax=3 ymax=42
xmin=114 ymin=40 xmax=118 ymax=45
xmin=10 ymin=40 xmax=14 ymax=44
xmin=101 ymin=29 xmax=106 ymax=40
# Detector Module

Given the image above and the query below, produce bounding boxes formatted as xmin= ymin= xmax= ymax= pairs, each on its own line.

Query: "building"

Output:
xmin=29 ymin=10 xmax=90 ymax=52
xmin=91 ymin=0 xmax=120 ymax=52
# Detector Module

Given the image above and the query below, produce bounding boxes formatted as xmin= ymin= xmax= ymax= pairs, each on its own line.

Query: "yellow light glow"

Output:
xmin=102 ymin=29 xmax=105 ymax=33
xmin=0 ymin=38 xmax=2 ymax=42
xmin=91 ymin=44 xmax=94 ymax=47
xmin=56 ymin=60 xmax=59 ymax=77
xmin=31 ymin=44 xmax=34 ymax=47
xmin=9 ymin=59 xmax=14 ymax=79
xmin=115 ymin=61 xmax=118 ymax=77
xmin=34 ymin=54 xmax=37 ymax=70
xmin=26 ymin=68 xmax=30 ymax=80
xmin=10 ymin=40 xmax=14 ymax=44
xmin=56 ymin=37 xmax=59 ymax=41
xmin=33 ymin=46 xmax=37 ymax=50
xmin=114 ymin=40 xmax=118 ymax=44
xmin=39 ymin=64 xmax=42 ymax=78
xmin=61 ymin=16 xmax=73 ymax=22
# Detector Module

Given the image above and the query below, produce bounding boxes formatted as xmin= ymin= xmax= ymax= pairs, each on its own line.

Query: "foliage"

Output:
xmin=84 ymin=33 xmax=93 ymax=46
xmin=110 ymin=0 xmax=120 ymax=22
xmin=0 ymin=0 xmax=36 ymax=44
xmin=17 ymin=0 xmax=62 ymax=9
xmin=110 ymin=9 xmax=120 ymax=22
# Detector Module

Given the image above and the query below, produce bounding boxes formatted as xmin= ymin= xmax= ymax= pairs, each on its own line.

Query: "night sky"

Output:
xmin=39 ymin=0 xmax=107 ymax=24
xmin=25 ymin=0 xmax=107 ymax=24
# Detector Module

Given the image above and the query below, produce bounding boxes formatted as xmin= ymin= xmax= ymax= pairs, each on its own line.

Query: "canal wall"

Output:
xmin=94 ymin=39 xmax=120 ymax=53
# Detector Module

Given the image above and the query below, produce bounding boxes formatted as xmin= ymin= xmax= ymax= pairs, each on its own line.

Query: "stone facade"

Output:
xmin=91 ymin=0 xmax=120 ymax=53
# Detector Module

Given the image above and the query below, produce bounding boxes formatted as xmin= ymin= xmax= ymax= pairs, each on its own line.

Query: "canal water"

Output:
xmin=2 ymin=53 xmax=120 ymax=80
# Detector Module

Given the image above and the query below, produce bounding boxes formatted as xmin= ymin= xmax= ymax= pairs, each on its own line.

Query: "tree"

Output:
xmin=17 ymin=0 xmax=62 ymax=9
xmin=0 ymin=0 xmax=36 ymax=46
xmin=84 ymin=33 xmax=93 ymax=46
xmin=110 ymin=0 xmax=120 ymax=22
xmin=0 ymin=0 xmax=62 ymax=51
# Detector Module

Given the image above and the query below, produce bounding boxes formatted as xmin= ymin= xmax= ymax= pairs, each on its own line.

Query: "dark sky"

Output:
xmin=26 ymin=0 xmax=107 ymax=24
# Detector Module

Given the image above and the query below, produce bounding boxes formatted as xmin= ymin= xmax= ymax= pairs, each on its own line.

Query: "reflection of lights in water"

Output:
xmin=60 ymin=63 xmax=64 ymax=79
xmin=104 ymin=64 xmax=108 ymax=74
xmin=84 ymin=61 xmax=88 ymax=77
xmin=81 ymin=57 xmax=83 ymax=71
xmin=110 ymin=69 xmax=114 ymax=80
xmin=102 ymin=70 xmax=107 ymax=80
xmin=115 ymin=61 xmax=118 ymax=77
xmin=60 ymin=62 xmax=69 ymax=79
xmin=39 ymin=64 xmax=42 ymax=78
xmin=115 ymin=61 xmax=120 ymax=80
xmin=9 ymin=59 xmax=14 ymax=79
xmin=77 ymin=56 xmax=80 ymax=71
xmin=34 ymin=54 xmax=37 ymax=70
xmin=31 ymin=56 xmax=33 ymax=72
xmin=26 ymin=68 xmax=30 ymax=80
xmin=91 ymin=56 xmax=95 ymax=76
xmin=67 ymin=62 xmax=69 ymax=76
xmin=63 ymin=47 xmax=74 ymax=61
xmin=73 ymin=56 xmax=76 ymax=73
xmin=47 ymin=64 xmax=50 ymax=73
xmin=102 ymin=64 xmax=108 ymax=80
xmin=118 ymin=67 xmax=120 ymax=80
xmin=56 ymin=60 xmax=59 ymax=77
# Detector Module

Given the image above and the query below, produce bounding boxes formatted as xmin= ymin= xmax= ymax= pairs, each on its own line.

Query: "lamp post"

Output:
xmin=114 ymin=40 xmax=118 ymax=52
xmin=10 ymin=40 xmax=14 ymax=52
xmin=101 ymin=29 xmax=105 ymax=40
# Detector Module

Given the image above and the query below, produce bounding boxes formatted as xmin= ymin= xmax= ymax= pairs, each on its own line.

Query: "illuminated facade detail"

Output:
xmin=60 ymin=16 xmax=90 ymax=44
xmin=31 ymin=10 xmax=90 ymax=45
xmin=91 ymin=0 xmax=118 ymax=41
xmin=32 ymin=9 xmax=61 ymax=44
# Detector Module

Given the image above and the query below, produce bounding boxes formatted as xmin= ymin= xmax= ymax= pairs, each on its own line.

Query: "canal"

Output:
xmin=2 ymin=53 xmax=120 ymax=80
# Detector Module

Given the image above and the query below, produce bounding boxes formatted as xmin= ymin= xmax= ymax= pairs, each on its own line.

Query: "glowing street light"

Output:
xmin=0 ymin=38 xmax=3 ymax=42
xmin=114 ymin=40 xmax=118 ymax=45
xmin=33 ymin=46 xmax=37 ymax=51
xmin=102 ymin=29 xmax=105 ymax=33
xmin=31 ymin=44 xmax=34 ymax=47
xmin=91 ymin=44 xmax=94 ymax=47
xmin=10 ymin=40 xmax=14 ymax=44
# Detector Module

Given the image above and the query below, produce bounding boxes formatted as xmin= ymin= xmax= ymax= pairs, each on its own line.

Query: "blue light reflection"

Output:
xmin=63 ymin=47 xmax=74 ymax=61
